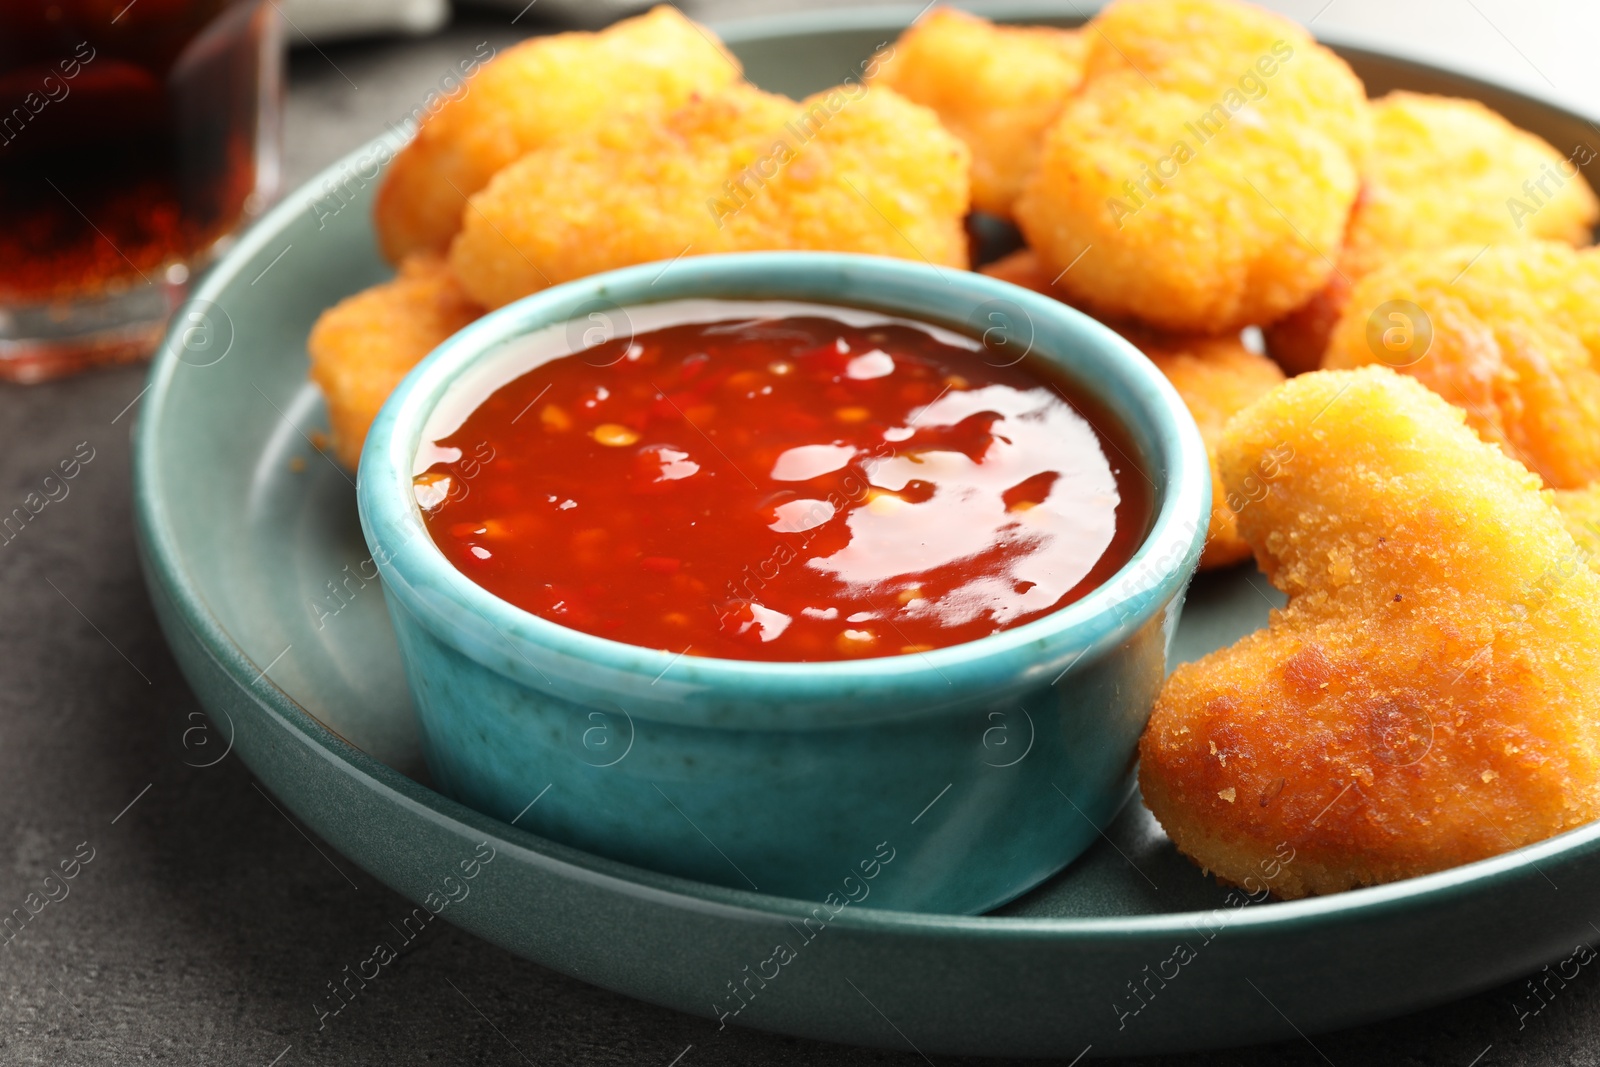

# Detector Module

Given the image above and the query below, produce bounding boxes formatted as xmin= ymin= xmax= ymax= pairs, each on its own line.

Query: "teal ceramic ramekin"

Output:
xmin=357 ymin=251 xmax=1208 ymax=915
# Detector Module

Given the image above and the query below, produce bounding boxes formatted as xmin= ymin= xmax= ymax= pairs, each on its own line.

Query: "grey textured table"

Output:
xmin=4 ymin=3 xmax=1598 ymax=1064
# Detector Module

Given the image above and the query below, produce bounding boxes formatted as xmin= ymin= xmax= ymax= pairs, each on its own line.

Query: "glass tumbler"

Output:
xmin=0 ymin=0 xmax=282 ymax=382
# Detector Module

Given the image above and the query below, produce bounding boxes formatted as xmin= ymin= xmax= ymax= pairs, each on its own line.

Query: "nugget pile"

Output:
xmin=373 ymin=6 xmax=742 ymax=261
xmin=312 ymin=5 xmax=967 ymax=464
xmin=1265 ymin=92 xmax=1599 ymax=372
xmin=448 ymin=83 xmax=968 ymax=309
xmin=304 ymin=0 xmax=1600 ymax=898
xmin=909 ymin=0 xmax=1600 ymax=895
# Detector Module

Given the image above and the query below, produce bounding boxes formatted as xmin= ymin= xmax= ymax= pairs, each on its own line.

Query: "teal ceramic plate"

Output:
xmin=133 ymin=4 xmax=1600 ymax=1057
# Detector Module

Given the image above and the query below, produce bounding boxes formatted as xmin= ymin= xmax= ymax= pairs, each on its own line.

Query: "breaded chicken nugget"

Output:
xmin=1015 ymin=0 xmax=1367 ymax=333
xmin=373 ymin=6 xmax=741 ymax=262
xmin=449 ymin=83 xmax=970 ymax=310
xmin=1266 ymin=92 xmax=1599 ymax=374
xmin=1324 ymin=242 xmax=1600 ymax=489
xmin=1141 ymin=367 xmax=1600 ymax=898
xmin=979 ymin=249 xmax=1284 ymax=567
xmin=308 ymin=256 xmax=482 ymax=470
xmin=871 ymin=8 xmax=1086 ymax=218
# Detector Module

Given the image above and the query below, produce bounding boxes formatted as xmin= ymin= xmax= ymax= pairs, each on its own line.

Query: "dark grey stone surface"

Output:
xmin=1 ymin=5 xmax=1596 ymax=1065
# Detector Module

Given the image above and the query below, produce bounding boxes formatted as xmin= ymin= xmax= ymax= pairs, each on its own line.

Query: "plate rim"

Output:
xmin=131 ymin=0 xmax=1600 ymax=948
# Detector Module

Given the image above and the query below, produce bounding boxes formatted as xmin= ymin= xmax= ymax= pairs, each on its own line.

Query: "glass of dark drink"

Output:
xmin=0 ymin=0 xmax=281 ymax=382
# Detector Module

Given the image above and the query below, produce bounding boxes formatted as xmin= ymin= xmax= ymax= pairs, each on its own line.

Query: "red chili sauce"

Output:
xmin=416 ymin=300 xmax=1151 ymax=662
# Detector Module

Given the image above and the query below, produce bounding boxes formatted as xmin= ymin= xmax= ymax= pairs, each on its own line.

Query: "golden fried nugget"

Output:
xmin=448 ymin=83 xmax=970 ymax=310
xmin=1266 ymin=92 xmax=1599 ymax=374
xmin=373 ymin=6 xmax=741 ymax=262
xmin=1324 ymin=242 xmax=1600 ymax=489
xmin=1015 ymin=0 xmax=1367 ymax=333
xmin=872 ymin=8 xmax=1086 ymax=218
xmin=307 ymin=256 xmax=482 ymax=470
xmin=979 ymin=249 xmax=1284 ymax=567
xmin=1346 ymin=93 xmax=1597 ymax=276
xmin=1141 ymin=367 xmax=1600 ymax=898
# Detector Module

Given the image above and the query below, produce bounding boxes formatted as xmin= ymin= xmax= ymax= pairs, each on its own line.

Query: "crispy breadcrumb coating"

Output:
xmin=307 ymin=256 xmax=482 ymax=470
xmin=1345 ymin=93 xmax=1597 ymax=277
xmin=1266 ymin=92 xmax=1599 ymax=374
xmin=1553 ymin=484 xmax=1600 ymax=565
xmin=1323 ymin=242 xmax=1600 ymax=489
xmin=448 ymin=83 xmax=970 ymax=310
xmin=1015 ymin=0 xmax=1368 ymax=333
xmin=1141 ymin=367 xmax=1600 ymax=898
xmin=979 ymin=248 xmax=1283 ymax=567
xmin=1084 ymin=0 xmax=1370 ymax=165
xmin=872 ymin=8 xmax=1087 ymax=218
xmin=373 ymin=6 xmax=741 ymax=262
